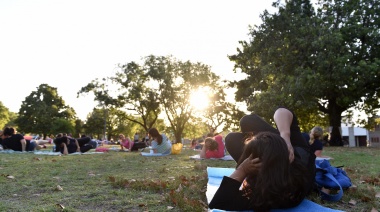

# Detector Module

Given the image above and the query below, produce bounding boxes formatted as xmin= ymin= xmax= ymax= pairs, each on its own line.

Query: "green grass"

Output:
xmin=0 ymin=146 xmax=379 ymax=212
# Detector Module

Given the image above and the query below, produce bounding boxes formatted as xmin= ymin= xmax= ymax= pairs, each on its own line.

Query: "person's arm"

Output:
xmin=273 ymin=108 xmax=294 ymax=162
xmin=314 ymin=150 xmax=322 ymax=157
xmin=62 ymin=143 xmax=69 ymax=155
xmin=128 ymin=141 xmax=133 ymax=152
xmin=120 ymin=144 xmax=125 ymax=151
xmin=75 ymin=139 xmax=80 ymax=152
xmin=209 ymin=157 xmax=261 ymax=210
xmin=199 ymin=144 xmax=207 ymax=158
xmin=151 ymin=140 xmax=158 ymax=153
xmin=20 ymin=139 xmax=26 ymax=151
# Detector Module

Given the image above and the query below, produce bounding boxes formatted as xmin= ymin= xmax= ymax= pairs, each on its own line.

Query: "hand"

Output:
xmin=286 ymin=142 xmax=295 ymax=163
xmin=237 ymin=155 xmax=261 ymax=176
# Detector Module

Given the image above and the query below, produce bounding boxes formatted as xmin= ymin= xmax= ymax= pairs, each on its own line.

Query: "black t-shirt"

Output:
xmin=2 ymin=134 xmax=25 ymax=151
xmin=66 ymin=138 xmax=78 ymax=153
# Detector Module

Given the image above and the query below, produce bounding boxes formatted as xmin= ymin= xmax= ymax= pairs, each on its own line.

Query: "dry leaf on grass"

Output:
xmin=348 ymin=199 xmax=357 ymax=206
xmin=56 ymin=204 xmax=65 ymax=209
xmin=375 ymin=192 xmax=380 ymax=198
xmin=176 ymin=184 xmax=183 ymax=192
xmin=109 ymin=176 xmax=116 ymax=182
xmin=56 ymin=185 xmax=63 ymax=191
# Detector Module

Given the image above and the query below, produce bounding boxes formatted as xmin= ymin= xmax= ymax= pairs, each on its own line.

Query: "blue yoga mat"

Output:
xmin=207 ymin=167 xmax=343 ymax=212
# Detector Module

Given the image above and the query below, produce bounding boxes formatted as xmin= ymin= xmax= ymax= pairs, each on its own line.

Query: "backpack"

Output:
xmin=315 ymin=159 xmax=352 ymax=201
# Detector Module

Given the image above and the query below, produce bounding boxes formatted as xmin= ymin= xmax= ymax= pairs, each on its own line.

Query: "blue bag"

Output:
xmin=315 ymin=159 xmax=352 ymax=201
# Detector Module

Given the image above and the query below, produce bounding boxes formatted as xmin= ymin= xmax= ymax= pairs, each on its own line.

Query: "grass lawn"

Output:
xmin=0 ymin=145 xmax=379 ymax=212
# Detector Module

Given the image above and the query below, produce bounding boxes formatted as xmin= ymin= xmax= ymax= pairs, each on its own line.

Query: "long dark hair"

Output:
xmin=148 ymin=128 xmax=163 ymax=145
xmin=238 ymin=132 xmax=309 ymax=211
xmin=3 ymin=127 xmax=15 ymax=136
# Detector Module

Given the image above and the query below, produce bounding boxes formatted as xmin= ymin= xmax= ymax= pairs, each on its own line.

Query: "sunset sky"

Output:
xmin=0 ymin=0 xmax=276 ymax=119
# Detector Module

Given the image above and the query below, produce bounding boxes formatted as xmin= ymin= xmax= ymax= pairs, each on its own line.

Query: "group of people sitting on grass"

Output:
xmin=0 ymin=128 xmax=96 ymax=155
xmin=118 ymin=128 xmax=172 ymax=154
xmin=0 ymin=126 xmax=175 ymax=155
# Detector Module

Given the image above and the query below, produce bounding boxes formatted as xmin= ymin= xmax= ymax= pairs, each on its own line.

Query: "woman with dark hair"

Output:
xmin=148 ymin=128 xmax=172 ymax=154
xmin=209 ymin=108 xmax=316 ymax=211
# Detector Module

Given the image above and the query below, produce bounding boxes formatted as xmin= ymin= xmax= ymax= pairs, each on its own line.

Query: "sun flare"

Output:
xmin=190 ymin=87 xmax=210 ymax=111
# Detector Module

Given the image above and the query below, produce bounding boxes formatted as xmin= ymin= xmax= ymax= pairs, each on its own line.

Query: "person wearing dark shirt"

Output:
xmin=54 ymin=135 xmax=92 ymax=155
xmin=1 ymin=127 xmax=36 ymax=151
xmin=308 ymin=126 xmax=324 ymax=157
xmin=209 ymin=108 xmax=316 ymax=211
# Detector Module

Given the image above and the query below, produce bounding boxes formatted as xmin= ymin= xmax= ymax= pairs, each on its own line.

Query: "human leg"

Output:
xmin=77 ymin=137 xmax=90 ymax=147
xmin=274 ymin=107 xmax=308 ymax=148
xmin=80 ymin=145 xmax=92 ymax=153
xmin=227 ymin=114 xmax=279 ymax=162
xmin=240 ymin=114 xmax=279 ymax=134
xmin=225 ymin=132 xmax=246 ymax=162
xmin=26 ymin=140 xmax=37 ymax=151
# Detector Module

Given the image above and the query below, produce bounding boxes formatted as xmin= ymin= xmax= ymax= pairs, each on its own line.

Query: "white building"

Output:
xmin=341 ymin=126 xmax=369 ymax=147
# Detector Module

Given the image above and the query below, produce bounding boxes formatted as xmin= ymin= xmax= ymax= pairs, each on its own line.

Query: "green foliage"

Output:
xmin=4 ymin=111 xmax=18 ymax=129
xmin=50 ymin=118 xmax=75 ymax=135
xmin=182 ymin=117 xmax=209 ymax=139
xmin=74 ymin=119 xmax=84 ymax=138
xmin=145 ymin=55 xmax=221 ymax=143
xmin=79 ymin=55 xmax=227 ymax=143
xmin=229 ymin=0 xmax=380 ymax=145
xmin=84 ymin=108 xmax=106 ymax=139
xmin=0 ymin=101 xmax=10 ymax=129
xmin=15 ymin=84 xmax=76 ymax=136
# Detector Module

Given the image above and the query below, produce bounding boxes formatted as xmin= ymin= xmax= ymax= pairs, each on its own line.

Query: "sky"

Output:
xmin=0 ymin=0 xmax=276 ymax=120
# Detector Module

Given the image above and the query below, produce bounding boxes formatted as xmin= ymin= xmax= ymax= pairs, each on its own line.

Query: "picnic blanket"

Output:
xmin=34 ymin=151 xmax=104 ymax=155
xmin=0 ymin=150 xmax=104 ymax=155
xmin=207 ymin=167 xmax=343 ymax=212
xmin=140 ymin=152 xmax=170 ymax=157
xmin=190 ymin=154 xmax=234 ymax=161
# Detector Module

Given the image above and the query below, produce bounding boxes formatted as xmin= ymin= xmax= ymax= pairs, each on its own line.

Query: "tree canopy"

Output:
xmin=16 ymin=84 xmax=77 ymax=137
xmin=229 ymin=0 xmax=380 ymax=145
xmin=79 ymin=55 xmax=228 ymax=142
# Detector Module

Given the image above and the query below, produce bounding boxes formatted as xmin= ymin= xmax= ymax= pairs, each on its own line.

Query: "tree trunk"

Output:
xmin=174 ymin=130 xmax=182 ymax=143
xmin=328 ymin=104 xmax=344 ymax=146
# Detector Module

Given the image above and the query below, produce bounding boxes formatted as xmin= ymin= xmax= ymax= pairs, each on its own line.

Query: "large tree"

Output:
xmin=146 ymin=55 xmax=220 ymax=143
xmin=78 ymin=66 xmax=160 ymax=134
xmin=16 ymin=84 xmax=76 ymax=137
xmin=229 ymin=0 xmax=380 ymax=145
